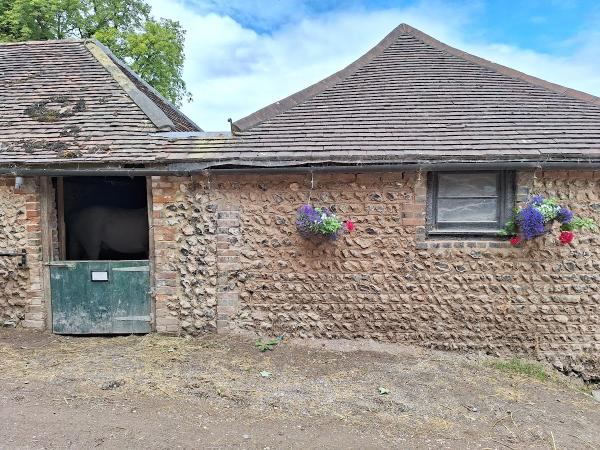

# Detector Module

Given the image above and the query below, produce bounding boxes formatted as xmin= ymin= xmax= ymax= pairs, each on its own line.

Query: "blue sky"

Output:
xmin=148 ymin=0 xmax=600 ymax=130
xmin=192 ymin=0 xmax=598 ymax=50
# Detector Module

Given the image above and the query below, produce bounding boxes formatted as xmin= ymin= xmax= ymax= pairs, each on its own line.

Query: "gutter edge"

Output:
xmin=3 ymin=158 xmax=600 ymax=176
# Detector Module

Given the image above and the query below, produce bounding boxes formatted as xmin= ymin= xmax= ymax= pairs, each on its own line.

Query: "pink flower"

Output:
xmin=345 ymin=220 xmax=355 ymax=232
xmin=510 ymin=236 xmax=521 ymax=246
xmin=559 ymin=231 xmax=574 ymax=245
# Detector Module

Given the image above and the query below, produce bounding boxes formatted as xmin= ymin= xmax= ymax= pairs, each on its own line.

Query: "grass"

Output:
xmin=579 ymin=382 xmax=599 ymax=395
xmin=486 ymin=357 xmax=549 ymax=381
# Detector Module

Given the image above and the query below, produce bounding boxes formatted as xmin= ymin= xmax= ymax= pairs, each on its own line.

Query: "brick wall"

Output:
xmin=151 ymin=176 xmax=182 ymax=333
xmin=215 ymin=209 xmax=241 ymax=331
xmin=0 ymin=176 xmax=44 ymax=328
xmin=156 ymin=170 xmax=600 ymax=380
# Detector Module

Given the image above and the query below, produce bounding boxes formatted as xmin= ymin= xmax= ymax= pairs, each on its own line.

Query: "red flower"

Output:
xmin=510 ymin=236 xmax=521 ymax=246
xmin=559 ymin=231 xmax=574 ymax=245
xmin=345 ymin=220 xmax=355 ymax=232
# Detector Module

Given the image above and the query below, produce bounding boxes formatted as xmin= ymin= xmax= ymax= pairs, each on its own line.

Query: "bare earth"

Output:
xmin=0 ymin=330 xmax=598 ymax=450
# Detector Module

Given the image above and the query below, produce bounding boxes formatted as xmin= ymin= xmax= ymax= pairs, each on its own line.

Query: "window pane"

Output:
xmin=438 ymin=173 xmax=498 ymax=197
xmin=437 ymin=198 xmax=498 ymax=222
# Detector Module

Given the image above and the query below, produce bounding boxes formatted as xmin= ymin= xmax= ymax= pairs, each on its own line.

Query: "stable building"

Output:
xmin=1 ymin=25 xmax=599 ymax=380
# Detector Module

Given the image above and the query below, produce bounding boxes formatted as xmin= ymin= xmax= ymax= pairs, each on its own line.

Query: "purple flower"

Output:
xmin=517 ymin=205 xmax=545 ymax=240
xmin=296 ymin=204 xmax=344 ymax=239
xmin=298 ymin=204 xmax=313 ymax=215
xmin=529 ymin=195 xmax=544 ymax=206
xmin=556 ymin=207 xmax=573 ymax=224
xmin=296 ymin=205 xmax=321 ymax=235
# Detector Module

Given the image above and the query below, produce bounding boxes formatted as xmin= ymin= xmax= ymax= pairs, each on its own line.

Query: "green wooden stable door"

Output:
xmin=50 ymin=261 xmax=151 ymax=334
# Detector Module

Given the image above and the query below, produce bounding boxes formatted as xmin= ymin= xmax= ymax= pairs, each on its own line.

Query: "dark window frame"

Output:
xmin=426 ymin=170 xmax=515 ymax=237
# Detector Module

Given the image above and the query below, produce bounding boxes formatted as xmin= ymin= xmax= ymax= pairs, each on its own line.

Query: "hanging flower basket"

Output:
xmin=296 ymin=204 xmax=354 ymax=240
xmin=500 ymin=195 xmax=597 ymax=246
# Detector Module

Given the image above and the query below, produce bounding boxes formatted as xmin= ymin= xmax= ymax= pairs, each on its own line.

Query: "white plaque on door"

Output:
xmin=91 ymin=271 xmax=109 ymax=282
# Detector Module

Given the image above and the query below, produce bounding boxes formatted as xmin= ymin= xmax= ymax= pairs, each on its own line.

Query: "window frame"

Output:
xmin=426 ymin=170 xmax=515 ymax=237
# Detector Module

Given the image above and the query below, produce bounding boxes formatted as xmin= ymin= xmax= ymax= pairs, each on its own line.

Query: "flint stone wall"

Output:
xmin=0 ymin=176 xmax=43 ymax=328
xmin=157 ymin=170 xmax=600 ymax=380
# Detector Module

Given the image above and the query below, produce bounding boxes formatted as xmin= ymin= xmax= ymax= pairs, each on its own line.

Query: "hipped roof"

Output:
xmin=1 ymin=24 xmax=600 ymax=171
xmin=227 ymin=23 xmax=600 ymax=167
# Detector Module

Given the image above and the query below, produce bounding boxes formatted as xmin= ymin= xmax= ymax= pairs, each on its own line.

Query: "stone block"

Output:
xmin=22 ymin=320 xmax=44 ymax=329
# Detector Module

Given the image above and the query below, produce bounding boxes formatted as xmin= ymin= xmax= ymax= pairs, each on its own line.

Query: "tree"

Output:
xmin=0 ymin=0 xmax=191 ymax=106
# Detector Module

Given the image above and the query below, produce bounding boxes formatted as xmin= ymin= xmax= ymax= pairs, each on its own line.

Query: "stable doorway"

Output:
xmin=49 ymin=176 xmax=152 ymax=334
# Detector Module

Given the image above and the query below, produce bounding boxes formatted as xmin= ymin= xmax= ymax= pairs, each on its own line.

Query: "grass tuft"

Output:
xmin=487 ymin=357 xmax=549 ymax=381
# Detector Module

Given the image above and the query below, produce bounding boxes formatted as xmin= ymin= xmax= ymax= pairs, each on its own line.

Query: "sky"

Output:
xmin=147 ymin=0 xmax=600 ymax=131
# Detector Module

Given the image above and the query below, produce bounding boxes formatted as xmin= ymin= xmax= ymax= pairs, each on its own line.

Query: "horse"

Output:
xmin=67 ymin=206 xmax=149 ymax=260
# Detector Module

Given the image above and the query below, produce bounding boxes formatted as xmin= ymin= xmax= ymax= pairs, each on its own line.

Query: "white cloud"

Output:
xmin=456 ymin=39 xmax=600 ymax=100
xmin=149 ymin=0 xmax=600 ymax=131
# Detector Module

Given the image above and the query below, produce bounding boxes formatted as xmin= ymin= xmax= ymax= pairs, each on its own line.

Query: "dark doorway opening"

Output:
xmin=61 ymin=177 xmax=149 ymax=261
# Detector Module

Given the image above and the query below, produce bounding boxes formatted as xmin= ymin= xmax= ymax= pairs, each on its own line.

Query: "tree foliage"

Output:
xmin=0 ymin=0 xmax=191 ymax=106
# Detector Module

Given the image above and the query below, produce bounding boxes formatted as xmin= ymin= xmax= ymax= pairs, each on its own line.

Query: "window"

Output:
xmin=427 ymin=171 xmax=514 ymax=236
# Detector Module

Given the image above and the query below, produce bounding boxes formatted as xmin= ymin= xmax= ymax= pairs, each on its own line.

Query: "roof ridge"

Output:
xmin=84 ymin=39 xmax=176 ymax=131
xmin=232 ymin=23 xmax=409 ymax=132
xmin=0 ymin=38 xmax=85 ymax=46
xmin=397 ymin=24 xmax=600 ymax=107
xmin=87 ymin=38 xmax=203 ymax=132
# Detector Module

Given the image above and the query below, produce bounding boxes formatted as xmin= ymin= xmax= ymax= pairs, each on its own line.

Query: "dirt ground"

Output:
xmin=0 ymin=330 xmax=598 ymax=450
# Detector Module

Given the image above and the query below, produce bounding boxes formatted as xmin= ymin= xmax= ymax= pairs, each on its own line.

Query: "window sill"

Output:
xmin=416 ymin=239 xmax=511 ymax=250
xmin=417 ymin=229 xmax=511 ymax=250
xmin=427 ymin=229 xmax=503 ymax=238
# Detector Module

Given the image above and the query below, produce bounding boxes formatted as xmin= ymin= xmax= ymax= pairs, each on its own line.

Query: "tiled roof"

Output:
xmin=1 ymin=24 xmax=600 ymax=170
xmin=100 ymin=43 xmax=202 ymax=132
xmin=0 ymin=39 xmax=202 ymax=166
xmin=229 ymin=23 xmax=600 ymax=167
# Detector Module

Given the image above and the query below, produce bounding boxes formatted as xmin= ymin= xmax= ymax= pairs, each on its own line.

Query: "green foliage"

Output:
xmin=0 ymin=0 xmax=190 ymax=106
xmin=255 ymin=338 xmax=280 ymax=353
xmin=498 ymin=213 xmax=518 ymax=237
xmin=487 ymin=357 xmax=549 ymax=381
xmin=560 ymin=216 xmax=598 ymax=232
xmin=319 ymin=212 xmax=343 ymax=235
